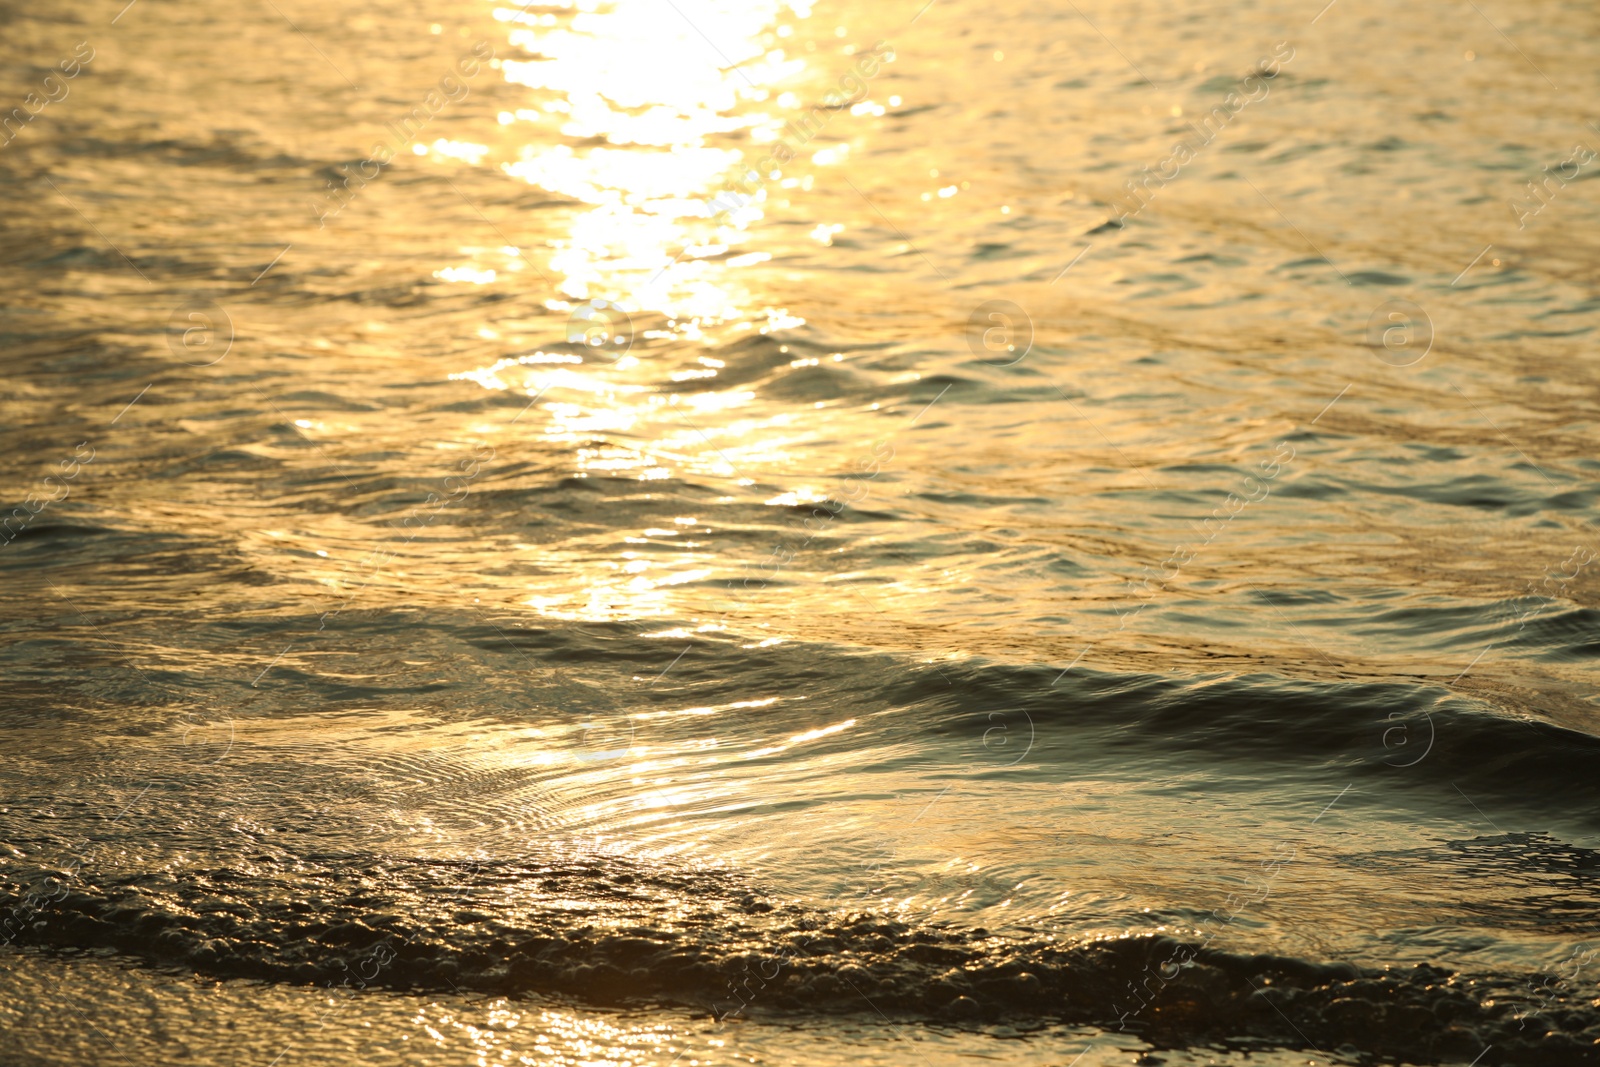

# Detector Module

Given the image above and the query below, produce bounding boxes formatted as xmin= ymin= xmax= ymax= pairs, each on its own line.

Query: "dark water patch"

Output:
xmin=2 ymin=856 xmax=1597 ymax=1063
xmin=888 ymin=661 xmax=1600 ymax=814
xmin=1516 ymin=608 xmax=1600 ymax=659
xmin=0 ymin=522 xmax=115 ymax=545
xmin=757 ymin=363 xmax=874 ymax=405
xmin=1346 ymin=270 xmax=1410 ymax=286
xmin=1325 ymin=472 xmax=1547 ymax=514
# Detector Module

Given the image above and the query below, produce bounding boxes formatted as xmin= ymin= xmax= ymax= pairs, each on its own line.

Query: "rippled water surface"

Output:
xmin=4 ymin=0 xmax=1600 ymax=1063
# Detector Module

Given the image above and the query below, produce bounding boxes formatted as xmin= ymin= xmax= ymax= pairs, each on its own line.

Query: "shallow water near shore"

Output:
xmin=4 ymin=0 xmax=1600 ymax=1063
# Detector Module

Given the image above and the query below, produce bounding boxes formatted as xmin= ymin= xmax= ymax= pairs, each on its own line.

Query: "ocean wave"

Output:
xmin=3 ymin=853 xmax=1597 ymax=1063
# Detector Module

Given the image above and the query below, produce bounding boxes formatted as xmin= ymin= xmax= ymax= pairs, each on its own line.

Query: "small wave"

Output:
xmin=891 ymin=660 xmax=1600 ymax=811
xmin=3 ymin=855 xmax=1596 ymax=1063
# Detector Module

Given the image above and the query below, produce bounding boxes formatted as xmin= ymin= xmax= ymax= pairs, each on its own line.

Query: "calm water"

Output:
xmin=4 ymin=0 xmax=1600 ymax=1063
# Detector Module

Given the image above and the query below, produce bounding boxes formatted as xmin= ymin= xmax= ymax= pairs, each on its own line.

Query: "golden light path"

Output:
xmin=438 ymin=0 xmax=875 ymax=628
xmin=411 ymin=2 xmax=902 ymax=871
